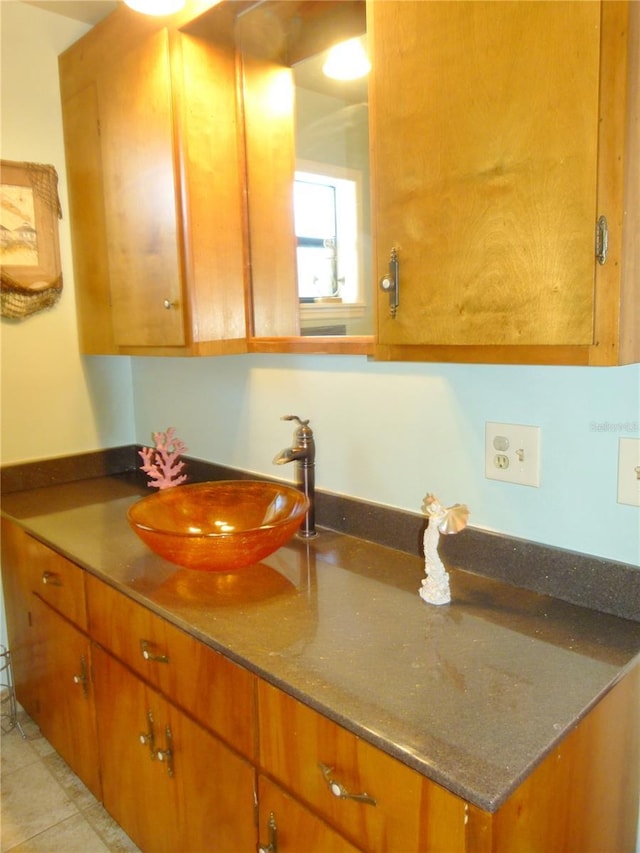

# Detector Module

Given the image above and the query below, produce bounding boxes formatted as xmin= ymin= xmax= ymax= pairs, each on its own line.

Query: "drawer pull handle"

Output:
xmin=72 ymin=654 xmax=89 ymax=698
xmin=42 ymin=571 xmax=63 ymax=587
xmin=140 ymin=639 xmax=169 ymax=664
xmin=156 ymin=725 xmax=174 ymax=777
xmin=139 ymin=710 xmax=156 ymax=758
xmin=318 ymin=763 xmax=377 ymax=806
xmin=258 ymin=811 xmax=278 ymax=853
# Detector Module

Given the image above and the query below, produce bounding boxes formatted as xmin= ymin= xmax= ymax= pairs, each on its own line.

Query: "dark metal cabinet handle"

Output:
xmin=596 ymin=216 xmax=608 ymax=265
xmin=156 ymin=725 xmax=174 ymax=778
xmin=258 ymin=811 xmax=278 ymax=853
xmin=139 ymin=709 xmax=156 ymax=758
xmin=318 ymin=763 xmax=377 ymax=806
xmin=140 ymin=639 xmax=169 ymax=664
xmin=72 ymin=654 xmax=89 ymax=698
xmin=379 ymin=246 xmax=399 ymax=318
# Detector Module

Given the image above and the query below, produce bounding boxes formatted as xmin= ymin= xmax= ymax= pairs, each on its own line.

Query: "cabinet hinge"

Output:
xmin=596 ymin=215 xmax=608 ymax=265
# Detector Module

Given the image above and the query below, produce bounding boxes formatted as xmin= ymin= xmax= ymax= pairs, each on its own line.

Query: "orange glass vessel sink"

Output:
xmin=127 ymin=480 xmax=309 ymax=572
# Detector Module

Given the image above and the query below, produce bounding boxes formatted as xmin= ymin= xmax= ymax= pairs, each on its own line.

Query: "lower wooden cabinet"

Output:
xmin=1 ymin=518 xmax=40 ymax=719
xmin=258 ymin=775 xmax=359 ymax=853
xmin=257 ymin=668 xmax=640 ymax=853
xmin=2 ymin=518 xmax=639 ymax=852
xmin=86 ymin=571 xmax=255 ymax=760
xmin=28 ymin=596 xmax=101 ymax=799
xmin=0 ymin=519 xmax=100 ymax=798
xmin=92 ymin=645 xmax=255 ymax=853
xmin=25 ymin=534 xmax=88 ymax=630
xmin=257 ymin=679 xmax=467 ymax=852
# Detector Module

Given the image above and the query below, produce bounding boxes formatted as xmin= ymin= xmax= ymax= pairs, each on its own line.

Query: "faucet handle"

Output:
xmin=282 ymin=415 xmax=309 ymax=427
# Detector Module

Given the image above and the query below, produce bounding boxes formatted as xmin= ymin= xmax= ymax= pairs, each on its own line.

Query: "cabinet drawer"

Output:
xmin=26 ymin=535 xmax=87 ymax=630
xmin=258 ymin=680 xmax=467 ymax=852
xmin=258 ymin=775 xmax=359 ymax=853
xmin=86 ymin=573 xmax=255 ymax=759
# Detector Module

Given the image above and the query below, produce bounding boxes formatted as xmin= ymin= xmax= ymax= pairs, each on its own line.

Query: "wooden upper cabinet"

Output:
xmin=62 ymin=83 xmax=114 ymax=353
xmin=370 ymin=0 xmax=639 ymax=365
xmin=97 ymin=29 xmax=186 ymax=348
xmin=59 ymin=5 xmax=248 ymax=355
xmin=241 ymin=51 xmax=299 ymax=339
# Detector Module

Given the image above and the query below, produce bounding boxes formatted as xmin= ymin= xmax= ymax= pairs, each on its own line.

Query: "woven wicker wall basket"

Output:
xmin=1 ymin=160 xmax=63 ymax=320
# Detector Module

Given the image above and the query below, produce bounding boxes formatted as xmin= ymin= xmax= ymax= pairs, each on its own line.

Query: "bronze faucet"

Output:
xmin=273 ymin=415 xmax=316 ymax=538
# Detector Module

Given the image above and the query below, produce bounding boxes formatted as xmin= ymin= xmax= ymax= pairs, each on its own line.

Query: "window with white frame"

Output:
xmin=294 ymin=165 xmax=362 ymax=304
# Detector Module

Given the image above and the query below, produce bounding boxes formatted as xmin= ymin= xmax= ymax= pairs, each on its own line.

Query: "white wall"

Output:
xmin=0 ymin=2 xmax=136 ymax=646
xmin=0 ymin=1 xmax=135 ymax=466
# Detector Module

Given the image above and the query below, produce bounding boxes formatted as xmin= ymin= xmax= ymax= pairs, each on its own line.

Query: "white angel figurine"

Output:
xmin=419 ymin=494 xmax=469 ymax=605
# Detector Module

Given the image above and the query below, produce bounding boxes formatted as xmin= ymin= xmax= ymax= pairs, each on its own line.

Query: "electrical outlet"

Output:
xmin=617 ymin=437 xmax=640 ymax=507
xmin=485 ymin=422 xmax=541 ymax=487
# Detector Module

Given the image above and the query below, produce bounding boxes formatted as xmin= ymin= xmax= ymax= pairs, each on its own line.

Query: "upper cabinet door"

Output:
xmin=370 ymin=1 xmax=638 ymax=364
xmin=60 ymin=5 xmax=249 ymax=356
xmin=98 ymin=29 xmax=186 ymax=348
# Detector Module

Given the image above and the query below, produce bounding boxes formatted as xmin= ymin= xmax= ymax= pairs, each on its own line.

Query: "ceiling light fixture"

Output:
xmin=322 ymin=37 xmax=371 ymax=81
xmin=124 ymin=0 xmax=186 ymax=16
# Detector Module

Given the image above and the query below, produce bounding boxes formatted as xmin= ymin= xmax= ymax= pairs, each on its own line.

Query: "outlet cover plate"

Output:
xmin=485 ymin=422 xmax=541 ymax=487
xmin=617 ymin=437 xmax=640 ymax=507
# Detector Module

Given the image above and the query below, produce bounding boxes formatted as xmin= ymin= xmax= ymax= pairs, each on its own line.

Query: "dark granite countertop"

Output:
xmin=3 ymin=474 xmax=640 ymax=813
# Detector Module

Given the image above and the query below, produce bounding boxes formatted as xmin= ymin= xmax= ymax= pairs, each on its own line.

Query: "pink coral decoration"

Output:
xmin=139 ymin=427 xmax=188 ymax=490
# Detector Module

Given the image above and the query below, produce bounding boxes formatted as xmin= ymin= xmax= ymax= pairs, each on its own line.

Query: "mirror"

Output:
xmin=236 ymin=1 xmax=373 ymax=348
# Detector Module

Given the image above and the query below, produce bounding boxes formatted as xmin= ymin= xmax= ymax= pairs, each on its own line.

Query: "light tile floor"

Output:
xmin=1 ymin=708 xmax=140 ymax=853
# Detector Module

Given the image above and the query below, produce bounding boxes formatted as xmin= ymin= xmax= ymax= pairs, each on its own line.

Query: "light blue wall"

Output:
xmin=131 ymin=355 xmax=640 ymax=567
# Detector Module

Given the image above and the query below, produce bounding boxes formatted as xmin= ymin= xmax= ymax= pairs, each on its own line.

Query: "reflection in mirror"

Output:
xmin=236 ymin=1 xmax=372 ymax=343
